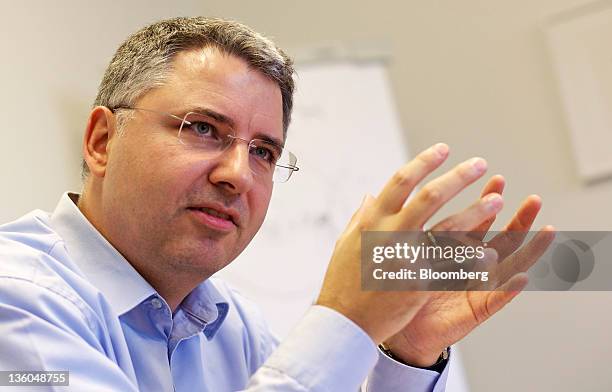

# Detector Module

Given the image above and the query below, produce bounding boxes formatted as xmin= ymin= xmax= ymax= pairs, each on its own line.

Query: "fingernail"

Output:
xmin=485 ymin=193 xmax=502 ymax=210
xmin=434 ymin=143 xmax=449 ymax=157
xmin=470 ymin=158 xmax=487 ymax=174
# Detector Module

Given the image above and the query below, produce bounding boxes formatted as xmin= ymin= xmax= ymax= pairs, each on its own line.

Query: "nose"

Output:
xmin=208 ymin=141 xmax=254 ymax=194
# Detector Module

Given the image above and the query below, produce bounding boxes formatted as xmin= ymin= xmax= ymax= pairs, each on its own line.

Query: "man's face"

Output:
xmin=100 ymin=47 xmax=283 ymax=279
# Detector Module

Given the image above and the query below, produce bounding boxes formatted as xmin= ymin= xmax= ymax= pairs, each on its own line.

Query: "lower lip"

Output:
xmin=188 ymin=208 xmax=236 ymax=232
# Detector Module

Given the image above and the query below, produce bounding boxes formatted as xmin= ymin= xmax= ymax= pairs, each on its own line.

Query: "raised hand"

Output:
xmin=316 ymin=143 xmax=505 ymax=344
xmin=383 ymin=178 xmax=555 ymax=366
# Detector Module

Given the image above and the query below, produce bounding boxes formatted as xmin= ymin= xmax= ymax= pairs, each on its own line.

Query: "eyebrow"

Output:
xmin=187 ymin=106 xmax=236 ymax=129
xmin=186 ymin=105 xmax=285 ymax=147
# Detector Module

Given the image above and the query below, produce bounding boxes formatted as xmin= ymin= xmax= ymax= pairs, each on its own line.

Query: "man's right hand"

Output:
xmin=315 ymin=143 xmax=503 ymax=344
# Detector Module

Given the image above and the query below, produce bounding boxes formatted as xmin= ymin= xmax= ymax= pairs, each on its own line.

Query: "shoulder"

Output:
xmin=0 ymin=210 xmax=101 ymax=331
xmin=0 ymin=209 xmax=68 ymax=285
xmin=0 ymin=209 xmax=60 ymax=259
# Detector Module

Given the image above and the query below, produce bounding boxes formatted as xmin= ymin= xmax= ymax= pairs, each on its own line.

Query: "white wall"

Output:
xmin=0 ymin=0 xmax=203 ymax=221
xmin=2 ymin=1 xmax=612 ymax=391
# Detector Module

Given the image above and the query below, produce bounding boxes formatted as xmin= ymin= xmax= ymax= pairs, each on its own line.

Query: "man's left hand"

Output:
xmin=383 ymin=175 xmax=556 ymax=367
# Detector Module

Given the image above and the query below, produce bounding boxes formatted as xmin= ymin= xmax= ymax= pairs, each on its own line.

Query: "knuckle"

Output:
xmin=355 ymin=220 xmax=368 ymax=232
xmin=415 ymin=149 xmax=438 ymax=168
xmin=513 ymin=213 xmax=528 ymax=229
xmin=415 ymin=152 xmax=431 ymax=166
xmin=391 ymin=171 xmax=414 ymax=188
xmin=420 ymin=186 xmax=442 ymax=204
xmin=357 ymin=214 xmax=376 ymax=231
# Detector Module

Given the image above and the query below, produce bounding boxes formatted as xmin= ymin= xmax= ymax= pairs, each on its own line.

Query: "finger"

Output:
xmin=487 ymin=195 xmax=542 ymax=259
xmin=470 ymin=175 xmax=506 ymax=238
xmin=480 ymin=175 xmax=505 ymax=197
xmin=502 ymin=195 xmax=542 ymax=232
xmin=482 ymin=272 xmax=529 ymax=318
xmin=376 ymin=143 xmax=449 ymax=214
xmin=398 ymin=157 xmax=488 ymax=229
xmin=464 ymin=247 xmax=499 ymax=291
xmin=496 ymin=226 xmax=556 ymax=283
xmin=431 ymin=192 xmax=503 ymax=232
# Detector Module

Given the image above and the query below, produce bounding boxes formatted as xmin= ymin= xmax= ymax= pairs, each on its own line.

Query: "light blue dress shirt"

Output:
xmin=0 ymin=193 xmax=449 ymax=391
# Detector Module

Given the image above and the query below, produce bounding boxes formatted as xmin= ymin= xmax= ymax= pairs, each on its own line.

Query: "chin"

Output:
xmin=175 ymin=245 xmax=233 ymax=274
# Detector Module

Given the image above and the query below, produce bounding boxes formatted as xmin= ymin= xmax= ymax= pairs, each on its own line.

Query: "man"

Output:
xmin=0 ymin=17 xmax=553 ymax=391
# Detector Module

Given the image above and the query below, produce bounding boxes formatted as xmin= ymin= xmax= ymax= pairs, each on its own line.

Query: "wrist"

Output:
xmin=314 ymin=300 xmax=390 ymax=344
xmin=379 ymin=342 xmax=449 ymax=369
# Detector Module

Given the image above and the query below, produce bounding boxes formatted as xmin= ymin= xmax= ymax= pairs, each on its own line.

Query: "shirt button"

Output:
xmin=151 ymin=298 xmax=163 ymax=310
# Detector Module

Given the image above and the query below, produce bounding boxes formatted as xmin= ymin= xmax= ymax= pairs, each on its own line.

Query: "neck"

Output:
xmin=77 ymin=181 xmax=206 ymax=312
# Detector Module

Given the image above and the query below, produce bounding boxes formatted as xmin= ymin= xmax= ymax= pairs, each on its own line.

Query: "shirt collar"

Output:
xmin=180 ymin=279 xmax=229 ymax=340
xmin=49 ymin=192 xmax=156 ymax=316
xmin=49 ymin=193 xmax=230 ymax=337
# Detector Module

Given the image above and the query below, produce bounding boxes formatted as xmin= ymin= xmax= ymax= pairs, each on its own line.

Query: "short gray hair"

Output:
xmin=83 ymin=16 xmax=295 ymax=179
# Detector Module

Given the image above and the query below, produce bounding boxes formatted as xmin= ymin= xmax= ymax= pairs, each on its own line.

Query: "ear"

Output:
xmin=82 ymin=106 xmax=117 ymax=178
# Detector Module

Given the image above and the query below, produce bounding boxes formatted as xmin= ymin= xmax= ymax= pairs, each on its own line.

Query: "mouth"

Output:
xmin=187 ymin=205 xmax=238 ymax=231
xmin=195 ymin=207 xmax=232 ymax=220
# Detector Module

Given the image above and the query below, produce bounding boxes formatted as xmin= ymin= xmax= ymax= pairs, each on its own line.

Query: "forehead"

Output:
xmin=140 ymin=46 xmax=284 ymax=139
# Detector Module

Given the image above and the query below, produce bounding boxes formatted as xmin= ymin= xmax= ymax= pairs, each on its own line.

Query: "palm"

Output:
xmin=391 ymin=290 xmax=497 ymax=360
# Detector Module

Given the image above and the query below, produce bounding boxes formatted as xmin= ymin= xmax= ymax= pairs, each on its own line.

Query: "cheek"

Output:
xmin=108 ymin=137 xmax=188 ymax=213
xmin=248 ymin=185 xmax=273 ymax=232
xmin=139 ymin=153 xmax=198 ymax=212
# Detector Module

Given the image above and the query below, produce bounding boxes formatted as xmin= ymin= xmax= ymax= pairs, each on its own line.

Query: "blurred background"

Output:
xmin=1 ymin=1 xmax=611 ymax=391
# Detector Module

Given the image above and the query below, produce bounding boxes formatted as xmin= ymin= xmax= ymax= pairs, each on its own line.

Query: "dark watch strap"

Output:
xmin=378 ymin=343 xmax=449 ymax=373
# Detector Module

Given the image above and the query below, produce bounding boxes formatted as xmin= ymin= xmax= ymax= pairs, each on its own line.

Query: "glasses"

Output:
xmin=110 ymin=106 xmax=299 ymax=183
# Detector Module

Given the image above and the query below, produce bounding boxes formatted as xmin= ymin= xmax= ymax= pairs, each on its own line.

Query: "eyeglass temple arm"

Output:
xmin=109 ymin=106 xmax=186 ymax=123
xmin=276 ymin=164 xmax=299 ymax=171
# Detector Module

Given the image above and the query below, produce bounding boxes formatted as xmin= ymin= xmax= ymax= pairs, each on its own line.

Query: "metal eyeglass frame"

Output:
xmin=109 ymin=106 xmax=300 ymax=183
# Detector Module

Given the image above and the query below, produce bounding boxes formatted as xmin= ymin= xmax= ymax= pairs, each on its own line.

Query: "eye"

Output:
xmin=252 ymin=146 xmax=271 ymax=161
xmin=190 ymin=121 xmax=215 ymax=137
xmin=250 ymin=144 xmax=279 ymax=164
